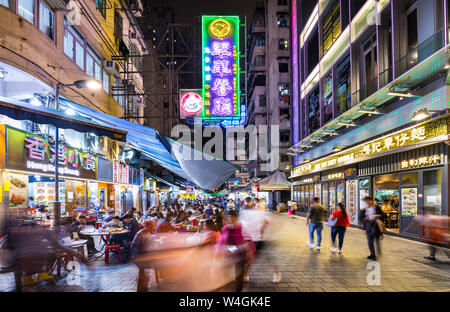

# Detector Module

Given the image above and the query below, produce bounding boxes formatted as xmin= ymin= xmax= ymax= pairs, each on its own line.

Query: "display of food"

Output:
xmin=10 ymin=178 xmax=26 ymax=188
xmin=76 ymin=185 xmax=84 ymax=194
xmin=10 ymin=194 xmax=26 ymax=206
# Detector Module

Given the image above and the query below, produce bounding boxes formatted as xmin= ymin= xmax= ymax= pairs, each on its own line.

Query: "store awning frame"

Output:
xmin=0 ymin=96 xmax=127 ymax=142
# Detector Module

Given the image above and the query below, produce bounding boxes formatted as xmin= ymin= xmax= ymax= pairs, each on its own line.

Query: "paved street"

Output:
xmin=1 ymin=213 xmax=449 ymax=292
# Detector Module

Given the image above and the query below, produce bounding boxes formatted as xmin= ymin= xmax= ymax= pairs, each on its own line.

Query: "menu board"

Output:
xmin=31 ymin=181 xmax=66 ymax=214
xmin=401 ymin=187 xmax=418 ymax=216
xmin=8 ymin=173 xmax=28 ymax=215
xmin=346 ymin=180 xmax=358 ymax=225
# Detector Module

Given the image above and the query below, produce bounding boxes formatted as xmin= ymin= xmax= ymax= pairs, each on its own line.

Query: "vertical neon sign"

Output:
xmin=202 ymin=16 xmax=240 ymax=120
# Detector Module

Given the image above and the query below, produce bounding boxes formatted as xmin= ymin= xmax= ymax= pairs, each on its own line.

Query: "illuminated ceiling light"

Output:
xmin=358 ymin=108 xmax=381 ymax=116
xmin=444 ymin=61 xmax=450 ymax=69
xmin=286 ymin=152 xmax=295 ymax=156
xmin=0 ymin=70 xmax=7 ymax=79
xmin=303 ymin=158 xmax=310 ymax=163
xmin=386 ymin=88 xmax=417 ymax=98
xmin=74 ymin=79 xmax=102 ymax=90
xmin=65 ymin=108 xmax=76 ymax=116
xmin=299 ymin=143 xmax=313 ymax=148
xmin=309 ymin=137 xmax=324 ymax=143
xmin=332 ymin=146 xmax=342 ymax=152
xmin=410 ymin=108 xmax=440 ymax=122
xmin=337 ymin=120 xmax=356 ymax=127
xmin=30 ymin=97 xmax=42 ymax=106
xmin=322 ymin=130 xmax=337 ymax=136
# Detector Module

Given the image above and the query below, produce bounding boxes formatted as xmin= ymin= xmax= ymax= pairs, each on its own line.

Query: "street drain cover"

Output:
xmin=409 ymin=271 xmax=450 ymax=282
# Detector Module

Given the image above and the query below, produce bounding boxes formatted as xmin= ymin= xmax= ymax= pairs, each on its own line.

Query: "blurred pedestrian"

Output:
xmin=360 ymin=196 xmax=383 ymax=260
xmin=239 ymin=202 xmax=281 ymax=283
xmin=306 ymin=197 xmax=327 ymax=251
xmin=405 ymin=206 xmax=450 ymax=261
xmin=217 ymin=210 xmax=255 ymax=292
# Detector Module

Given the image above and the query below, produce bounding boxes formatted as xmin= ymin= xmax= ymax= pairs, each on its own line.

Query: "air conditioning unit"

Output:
xmin=103 ymin=60 xmax=120 ymax=76
xmin=130 ymin=32 xmax=138 ymax=40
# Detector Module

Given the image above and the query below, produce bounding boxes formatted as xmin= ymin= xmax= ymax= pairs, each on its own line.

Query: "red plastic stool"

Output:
xmin=104 ymin=245 xmax=122 ymax=264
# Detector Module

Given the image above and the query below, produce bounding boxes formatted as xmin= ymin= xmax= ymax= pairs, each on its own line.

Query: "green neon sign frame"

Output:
xmin=201 ymin=15 xmax=241 ymax=121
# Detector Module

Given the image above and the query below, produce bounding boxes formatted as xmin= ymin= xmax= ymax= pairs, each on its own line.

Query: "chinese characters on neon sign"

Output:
xmin=23 ymin=133 xmax=96 ymax=173
xmin=202 ymin=16 xmax=240 ymax=119
xmin=293 ymin=124 xmax=438 ymax=176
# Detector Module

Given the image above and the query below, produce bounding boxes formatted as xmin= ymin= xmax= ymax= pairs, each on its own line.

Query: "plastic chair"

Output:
xmin=104 ymin=245 xmax=122 ymax=264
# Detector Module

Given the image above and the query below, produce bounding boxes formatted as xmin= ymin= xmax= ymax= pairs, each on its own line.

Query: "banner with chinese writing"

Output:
xmin=201 ymin=16 xmax=240 ymax=120
xmin=293 ymin=118 xmax=448 ymax=177
xmin=6 ymin=126 xmax=97 ymax=180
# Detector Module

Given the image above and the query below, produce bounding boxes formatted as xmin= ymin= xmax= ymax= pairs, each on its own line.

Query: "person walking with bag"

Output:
xmin=328 ymin=202 xmax=350 ymax=254
xmin=360 ymin=196 xmax=383 ymax=260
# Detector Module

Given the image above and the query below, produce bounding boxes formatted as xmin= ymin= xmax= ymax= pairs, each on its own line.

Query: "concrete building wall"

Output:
xmin=0 ymin=1 xmax=147 ymax=118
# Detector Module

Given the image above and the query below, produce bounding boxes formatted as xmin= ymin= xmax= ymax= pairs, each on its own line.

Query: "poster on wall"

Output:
xmin=401 ymin=187 xmax=418 ymax=217
xmin=346 ymin=180 xmax=358 ymax=225
xmin=314 ymin=184 xmax=321 ymax=200
xmin=8 ymin=173 xmax=28 ymax=215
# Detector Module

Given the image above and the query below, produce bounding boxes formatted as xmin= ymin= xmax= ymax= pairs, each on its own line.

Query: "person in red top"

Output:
xmin=329 ymin=202 xmax=350 ymax=254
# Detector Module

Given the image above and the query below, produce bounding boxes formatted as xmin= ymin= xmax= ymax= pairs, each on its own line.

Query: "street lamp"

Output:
xmin=53 ymin=79 xmax=101 ymax=227
xmin=410 ymin=108 xmax=440 ymax=122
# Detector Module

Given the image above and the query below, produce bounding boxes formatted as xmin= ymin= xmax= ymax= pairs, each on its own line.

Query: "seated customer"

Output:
xmin=102 ymin=216 xmax=123 ymax=229
xmin=68 ymin=215 xmax=98 ymax=256
xmin=102 ymin=209 xmax=116 ymax=225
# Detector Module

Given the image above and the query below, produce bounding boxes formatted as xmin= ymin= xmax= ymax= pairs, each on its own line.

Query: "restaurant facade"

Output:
xmin=0 ymin=121 xmax=144 ymax=225
xmin=290 ymin=116 xmax=449 ymax=237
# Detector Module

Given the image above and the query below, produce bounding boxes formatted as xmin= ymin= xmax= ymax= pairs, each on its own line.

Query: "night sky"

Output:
xmin=148 ymin=0 xmax=260 ymax=23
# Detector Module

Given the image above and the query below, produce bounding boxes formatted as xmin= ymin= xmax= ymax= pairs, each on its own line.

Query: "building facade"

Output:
xmin=0 ymin=0 xmax=149 ymax=230
xmin=290 ymin=0 xmax=450 ymax=239
xmin=0 ymin=0 xmax=147 ymax=120
xmin=247 ymin=0 xmax=292 ymax=181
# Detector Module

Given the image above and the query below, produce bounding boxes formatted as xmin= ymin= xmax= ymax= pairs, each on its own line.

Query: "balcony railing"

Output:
xmin=395 ymin=28 xmax=444 ymax=78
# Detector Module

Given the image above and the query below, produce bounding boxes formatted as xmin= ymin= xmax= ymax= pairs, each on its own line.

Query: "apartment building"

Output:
xmin=247 ymin=0 xmax=291 ymax=181
xmin=0 ymin=0 xmax=147 ymax=121
xmin=290 ymin=0 xmax=450 ymax=240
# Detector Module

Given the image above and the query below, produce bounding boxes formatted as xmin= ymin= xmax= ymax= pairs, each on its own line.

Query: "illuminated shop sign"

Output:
xmin=327 ymin=172 xmax=343 ymax=180
xmin=6 ymin=126 xmax=97 ymax=179
xmin=201 ymin=16 xmax=241 ymax=122
xmin=400 ymin=155 xmax=441 ymax=169
xmin=180 ymin=89 xmax=203 ymax=119
xmin=302 ymin=178 xmax=313 ymax=183
xmin=113 ymin=161 xmax=130 ymax=184
xmin=292 ymin=118 xmax=448 ymax=177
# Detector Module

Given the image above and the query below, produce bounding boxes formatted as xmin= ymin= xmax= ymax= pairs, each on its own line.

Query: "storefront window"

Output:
xmin=401 ymin=172 xmax=418 ymax=185
xmin=336 ymin=180 xmax=345 ymax=208
xmin=322 ymin=182 xmax=328 ymax=209
xmin=329 ymin=182 xmax=336 ymax=212
xmin=423 ymin=169 xmax=442 ymax=215
xmin=304 ymin=185 xmax=310 ymax=209
xmin=375 ymin=174 xmax=400 ymax=232
xmin=300 ymin=185 xmax=304 ymax=211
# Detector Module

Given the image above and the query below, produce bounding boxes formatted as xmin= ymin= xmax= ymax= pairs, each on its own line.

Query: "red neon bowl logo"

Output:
xmin=181 ymin=92 xmax=203 ymax=114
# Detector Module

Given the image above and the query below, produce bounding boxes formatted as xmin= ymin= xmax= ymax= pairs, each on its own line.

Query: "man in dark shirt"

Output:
xmin=68 ymin=215 xmax=97 ymax=255
xmin=306 ymin=197 xmax=327 ymax=251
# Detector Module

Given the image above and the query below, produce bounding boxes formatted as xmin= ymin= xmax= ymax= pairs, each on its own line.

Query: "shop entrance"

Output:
xmin=374 ymin=173 xmax=400 ymax=232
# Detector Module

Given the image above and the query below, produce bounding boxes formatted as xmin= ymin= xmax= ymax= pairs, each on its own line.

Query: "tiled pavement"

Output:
xmin=1 ymin=213 xmax=449 ymax=292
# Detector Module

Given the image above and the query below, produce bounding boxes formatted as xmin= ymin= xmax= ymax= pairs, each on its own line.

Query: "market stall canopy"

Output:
xmin=0 ymin=96 xmax=127 ymax=142
xmin=166 ymin=137 xmax=238 ymax=191
xmin=59 ymin=99 xmax=237 ymax=191
xmin=257 ymin=171 xmax=291 ymax=191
